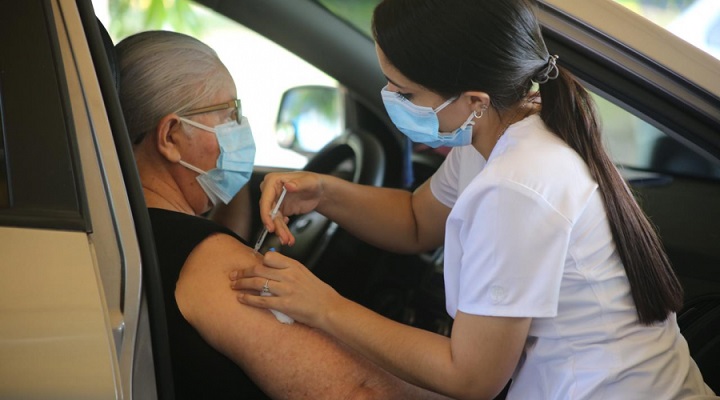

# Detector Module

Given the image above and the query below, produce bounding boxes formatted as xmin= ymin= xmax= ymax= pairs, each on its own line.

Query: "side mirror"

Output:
xmin=275 ymin=85 xmax=343 ymax=156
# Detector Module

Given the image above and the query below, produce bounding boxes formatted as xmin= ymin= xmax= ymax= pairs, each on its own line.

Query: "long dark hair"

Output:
xmin=373 ymin=0 xmax=683 ymax=324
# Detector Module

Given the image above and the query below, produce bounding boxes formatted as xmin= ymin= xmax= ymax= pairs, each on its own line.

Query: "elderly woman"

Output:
xmin=116 ymin=30 xmax=448 ymax=400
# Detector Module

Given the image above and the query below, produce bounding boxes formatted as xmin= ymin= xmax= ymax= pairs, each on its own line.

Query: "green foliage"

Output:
xmin=108 ymin=0 xmax=204 ymax=40
xmin=284 ymin=86 xmax=340 ymax=120
xmin=640 ymin=0 xmax=696 ymax=6
xmin=313 ymin=0 xmax=698 ymax=38
xmin=616 ymin=0 xmax=696 ymax=10
xmin=105 ymin=0 xmax=698 ymax=42
xmin=615 ymin=0 xmax=697 ymax=25
xmin=316 ymin=0 xmax=380 ymax=36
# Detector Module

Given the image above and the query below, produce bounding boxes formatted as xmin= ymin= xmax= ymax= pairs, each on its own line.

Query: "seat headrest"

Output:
xmin=96 ymin=18 xmax=119 ymax=92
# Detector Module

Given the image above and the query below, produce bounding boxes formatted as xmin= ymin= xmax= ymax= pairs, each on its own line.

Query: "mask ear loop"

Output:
xmin=433 ymin=96 xmax=458 ymax=113
xmin=178 ymin=159 xmax=207 ymax=175
xmin=179 ymin=117 xmax=217 ymax=133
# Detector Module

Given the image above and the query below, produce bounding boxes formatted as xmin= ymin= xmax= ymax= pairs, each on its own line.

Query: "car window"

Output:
xmin=318 ymin=0 xmax=720 ymax=62
xmin=97 ymin=0 xmax=718 ymax=180
xmin=314 ymin=0 xmax=720 ymax=180
xmin=0 ymin=0 xmax=85 ymax=228
xmin=94 ymin=0 xmax=340 ymax=169
xmin=595 ymin=94 xmax=720 ymax=179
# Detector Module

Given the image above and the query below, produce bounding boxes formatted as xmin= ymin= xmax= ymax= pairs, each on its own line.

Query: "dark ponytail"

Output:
xmin=539 ymin=68 xmax=684 ymax=324
xmin=373 ymin=0 xmax=684 ymax=324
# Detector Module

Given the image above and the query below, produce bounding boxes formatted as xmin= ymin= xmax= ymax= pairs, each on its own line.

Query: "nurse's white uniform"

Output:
xmin=431 ymin=114 xmax=714 ymax=399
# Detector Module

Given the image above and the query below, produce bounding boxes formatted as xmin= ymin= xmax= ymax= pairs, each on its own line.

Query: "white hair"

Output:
xmin=116 ymin=30 xmax=232 ymax=143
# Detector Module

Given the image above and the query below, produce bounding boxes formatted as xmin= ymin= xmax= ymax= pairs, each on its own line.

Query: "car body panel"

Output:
xmin=57 ymin=0 xmax=152 ymax=396
xmin=539 ymin=0 xmax=720 ymax=166
xmin=0 ymin=228 xmax=118 ymax=399
xmin=0 ymin=0 xmax=152 ymax=398
xmin=546 ymin=0 xmax=720 ymax=97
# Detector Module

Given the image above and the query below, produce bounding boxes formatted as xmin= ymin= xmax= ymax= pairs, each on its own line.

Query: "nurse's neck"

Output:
xmin=473 ymin=102 xmax=537 ymax=159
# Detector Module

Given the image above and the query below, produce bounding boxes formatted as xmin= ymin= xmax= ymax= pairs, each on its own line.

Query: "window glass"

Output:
xmin=98 ymin=0 xmax=718 ymax=179
xmin=316 ymin=0 xmax=720 ymax=61
xmin=595 ymin=94 xmax=662 ymax=170
xmin=313 ymin=0 xmax=719 ymax=179
xmin=596 ymin=93 xmax=720 ymax=179
xmin=0 ymin=0 xmax=84 ymax=221
xmin=94 ymin=0 xmax=339 ymax=169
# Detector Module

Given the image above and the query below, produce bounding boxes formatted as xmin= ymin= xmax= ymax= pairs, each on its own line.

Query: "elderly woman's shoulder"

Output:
xmin=175 ymin=231 xmax=261 ymax=327
xmin=185 ymin=231 xmax=259 ymax=274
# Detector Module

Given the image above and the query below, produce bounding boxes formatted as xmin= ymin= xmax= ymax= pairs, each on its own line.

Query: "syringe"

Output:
xmin=252 ymin=186 xmax=295 ymax=324
xmin=253 ymin=186 xmax=288 ymax=253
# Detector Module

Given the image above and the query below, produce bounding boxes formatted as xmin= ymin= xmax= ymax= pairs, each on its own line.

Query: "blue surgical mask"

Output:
xmin=178 ymin=116 xmax=256 ymax=205
xmin=381 ymin=85 xmax=475 ymax=148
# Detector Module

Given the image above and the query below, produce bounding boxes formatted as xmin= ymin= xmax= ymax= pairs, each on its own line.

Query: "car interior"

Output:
xmin=0 ymin=146 xmax=6 ymax=209
xmin=71 ymin=0 xmax=720 ymax=397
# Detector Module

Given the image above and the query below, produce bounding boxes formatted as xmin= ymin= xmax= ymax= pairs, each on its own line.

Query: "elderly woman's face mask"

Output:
xmin=178 ymin=116 xmax=256 ymax=205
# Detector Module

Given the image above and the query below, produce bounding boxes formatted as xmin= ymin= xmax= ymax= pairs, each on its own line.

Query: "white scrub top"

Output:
xmin=430 ymin=114 xmax=714 ymax=399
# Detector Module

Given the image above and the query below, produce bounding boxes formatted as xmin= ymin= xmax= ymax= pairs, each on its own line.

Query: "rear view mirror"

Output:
xmin=275 ymin=85 xmax=343 ymax=156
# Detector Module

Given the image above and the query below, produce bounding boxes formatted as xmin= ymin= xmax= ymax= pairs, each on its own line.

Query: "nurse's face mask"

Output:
xmin=177 ymin=101 xmax=255 ymax=205
xmin=381 ymin=85 xmax=476 ymax=148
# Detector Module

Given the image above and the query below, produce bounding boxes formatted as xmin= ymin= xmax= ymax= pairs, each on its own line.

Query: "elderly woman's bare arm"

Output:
xmin=175 ymin=233 xmax=449 ymax=400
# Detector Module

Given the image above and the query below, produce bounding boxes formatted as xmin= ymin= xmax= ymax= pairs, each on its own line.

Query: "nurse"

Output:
xmin=231 ymin=0 xmax=715 ymax=398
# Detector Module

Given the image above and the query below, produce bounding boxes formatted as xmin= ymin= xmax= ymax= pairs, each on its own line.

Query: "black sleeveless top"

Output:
xmin=148 ymin=208 xmax=270 ymax=400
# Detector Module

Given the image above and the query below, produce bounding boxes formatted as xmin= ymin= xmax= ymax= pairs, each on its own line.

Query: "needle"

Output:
xmin=253 ymin=186 xmax=288 ymax=253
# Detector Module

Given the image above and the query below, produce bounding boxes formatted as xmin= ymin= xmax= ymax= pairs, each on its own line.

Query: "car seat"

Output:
xmin=650 ymin=136 xmax=720 ymax=179
xmin=678 ymin=294 xmax=720 ymax=393
xmin=82 ymin=6 xmax=175 ymax=398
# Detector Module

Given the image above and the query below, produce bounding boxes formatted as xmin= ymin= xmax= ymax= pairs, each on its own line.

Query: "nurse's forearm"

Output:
xmin=316 ymin=175 xmax=440 ymax=253
xmin=318 ymin=297 xmax=522 ymax=400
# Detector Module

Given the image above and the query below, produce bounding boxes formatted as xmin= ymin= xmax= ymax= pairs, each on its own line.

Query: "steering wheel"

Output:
xmin=259 ymin=128 xmax=385 ymax=269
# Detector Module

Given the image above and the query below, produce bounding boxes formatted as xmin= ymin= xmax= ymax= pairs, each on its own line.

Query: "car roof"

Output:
xmin=544 ymin=0 xmax=720 ymax=98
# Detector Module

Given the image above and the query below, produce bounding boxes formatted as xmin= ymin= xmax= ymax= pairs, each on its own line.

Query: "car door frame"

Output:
xmin=0 ymin=0 xmax=173 ymax=398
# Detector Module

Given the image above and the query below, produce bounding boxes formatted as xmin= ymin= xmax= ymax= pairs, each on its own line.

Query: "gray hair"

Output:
xmin=115 ymin=30 xmax=231 ymax=143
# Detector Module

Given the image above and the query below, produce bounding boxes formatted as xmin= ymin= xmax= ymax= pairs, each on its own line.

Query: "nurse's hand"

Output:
xmin=230 ymin=251 xmax=341 ymax=328
xmin=258 ymin=171 xmax=327 ymax=247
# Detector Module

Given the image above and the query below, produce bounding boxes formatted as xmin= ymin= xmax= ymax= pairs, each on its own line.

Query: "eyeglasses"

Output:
xmin=181 ymin=99 xmax=242 ymax=124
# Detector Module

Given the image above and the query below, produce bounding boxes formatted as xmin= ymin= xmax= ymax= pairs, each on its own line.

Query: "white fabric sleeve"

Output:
xmin=430 ymin=148 xmax=462 ymax=208
xmin=447 ymin=177 xmax=572 ymax=318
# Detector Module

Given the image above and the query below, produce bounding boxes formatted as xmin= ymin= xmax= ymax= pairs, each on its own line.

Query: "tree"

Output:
xmin=105 ymin=0 xmax=204 ymax=40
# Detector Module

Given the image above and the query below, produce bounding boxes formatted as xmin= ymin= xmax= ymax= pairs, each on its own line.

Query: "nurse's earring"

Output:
xmin=473 ymin=105 xmax=488 ymax=119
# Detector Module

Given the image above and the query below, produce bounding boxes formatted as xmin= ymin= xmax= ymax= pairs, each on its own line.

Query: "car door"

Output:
xmin=538 ymin=0 xmax=720 ymax=286
xmin=0 ymin=0 xmax=163 ymax=398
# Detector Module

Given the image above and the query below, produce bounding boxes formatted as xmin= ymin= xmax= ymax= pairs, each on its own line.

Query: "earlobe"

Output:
xmin=155 ymin=114 xmax=183 ymax=163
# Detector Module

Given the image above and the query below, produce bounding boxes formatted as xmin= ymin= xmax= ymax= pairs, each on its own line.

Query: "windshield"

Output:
xmin=315 ymin=0 xmax=720 ymax=60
